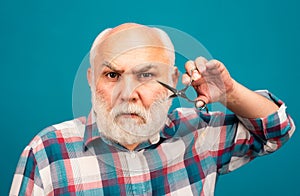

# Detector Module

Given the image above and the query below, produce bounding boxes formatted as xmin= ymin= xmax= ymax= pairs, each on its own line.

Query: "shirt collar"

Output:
xmin=83 ymin=110 xmax=101 ymax=148
xmin=83 ymin=109 xmax=177 ymax=151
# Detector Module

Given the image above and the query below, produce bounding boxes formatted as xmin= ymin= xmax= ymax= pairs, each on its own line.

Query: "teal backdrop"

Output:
xmin=1 ymin=0 xmax=299 ymax=195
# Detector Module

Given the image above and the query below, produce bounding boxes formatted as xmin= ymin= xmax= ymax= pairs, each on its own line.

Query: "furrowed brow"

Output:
xmin=102 ymin=61 xmax=124 ymax=73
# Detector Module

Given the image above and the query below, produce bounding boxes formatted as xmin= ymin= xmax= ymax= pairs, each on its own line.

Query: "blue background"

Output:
xmin=1 ymin=0 xmax=299 ymax=195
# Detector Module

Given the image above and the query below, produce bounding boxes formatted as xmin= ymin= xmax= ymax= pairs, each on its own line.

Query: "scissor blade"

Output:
xmin=156 ymin=80 xmax=178 ymax=94
xmin=169 ymin=94 xmax=178 ymax=99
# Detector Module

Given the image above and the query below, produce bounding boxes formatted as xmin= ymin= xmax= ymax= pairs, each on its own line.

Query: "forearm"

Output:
xmin=224 ymin=80 xmax=279 ymax=118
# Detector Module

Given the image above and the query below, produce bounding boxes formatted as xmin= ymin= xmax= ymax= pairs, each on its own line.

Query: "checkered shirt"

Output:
xmin=10 ymin=91 xmax=295 ymax=195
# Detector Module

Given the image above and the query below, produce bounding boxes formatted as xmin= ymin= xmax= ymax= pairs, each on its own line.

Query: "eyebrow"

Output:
xmin=131 ymin=64 xmax=158 ymax=74
xmin=102 ymin=61 xmax=124 ymax=74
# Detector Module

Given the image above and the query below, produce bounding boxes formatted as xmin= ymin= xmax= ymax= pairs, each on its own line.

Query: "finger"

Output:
xmin=195 ymin=95 xmax=209 ymax=107
xmin=202 ymin=60 xmax=224 ymax=76
xmin=191 ymin=76 xmax=206 ymax=86
xmin=192 ymin=81 xmax=210 ymax=101
xmin=195 ymin=99 xmax=207 ymax=109
xmin=181 ymin=73 xmax=191 ymax=85
xmin=184 ymin=60 xmax=196 ymax=76
xmin=206 ymin=60 xmax=221 ymax=70
xmin=195 ymin=57 xmax=208 ymax=73
xmin=185 ymin=60 xmax=201 ymax=81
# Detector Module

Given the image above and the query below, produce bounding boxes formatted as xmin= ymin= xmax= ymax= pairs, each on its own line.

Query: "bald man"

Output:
xmin=10 ymin=23 xmax=295 ymax=195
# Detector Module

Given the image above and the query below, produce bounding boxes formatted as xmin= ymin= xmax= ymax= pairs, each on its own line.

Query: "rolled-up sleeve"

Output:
xmin=237 ymin=90 xmax=295 ymax=152
xmin=217 ymin=90 xmax=295 ymax=174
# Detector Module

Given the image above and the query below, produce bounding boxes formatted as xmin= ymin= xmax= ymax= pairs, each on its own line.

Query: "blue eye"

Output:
xmin=138 ymin=73 xmax=153 ymax=78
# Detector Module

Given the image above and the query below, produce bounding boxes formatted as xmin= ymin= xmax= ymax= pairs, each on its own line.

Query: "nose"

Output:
xmin=117 ymin=77 xmax=140 ymax=103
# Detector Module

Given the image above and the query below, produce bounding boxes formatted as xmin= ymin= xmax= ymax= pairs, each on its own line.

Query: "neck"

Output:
xmin=124 ymin=143 xmax=139 ymax=151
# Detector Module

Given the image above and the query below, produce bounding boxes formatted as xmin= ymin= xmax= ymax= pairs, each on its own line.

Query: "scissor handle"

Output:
xmin=194 ymin=99 xmax=209 ymax=113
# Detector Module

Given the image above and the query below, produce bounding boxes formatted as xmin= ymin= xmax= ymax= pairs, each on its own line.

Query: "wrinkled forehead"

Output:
xmin=99 ymin=59 xmax=175 ymax=76
xmin=90 ymin=26 xmax=175 ymax=70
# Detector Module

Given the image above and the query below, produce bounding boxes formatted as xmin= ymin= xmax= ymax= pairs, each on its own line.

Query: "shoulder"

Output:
xmin=164 ymin=108 xmax=210 ymax=137
xmin=27 ymin=117 xmax=86 ymax=151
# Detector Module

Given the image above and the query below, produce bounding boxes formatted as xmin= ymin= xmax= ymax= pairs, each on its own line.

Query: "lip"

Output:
xmin=117 ymin=113 xmax=146 ymax=123
xmin=119 ymin=113 xmax=141 ymax=119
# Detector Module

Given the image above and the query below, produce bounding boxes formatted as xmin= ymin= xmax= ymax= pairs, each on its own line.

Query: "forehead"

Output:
xmin=95 ymin=46 xmax=173 ymax=73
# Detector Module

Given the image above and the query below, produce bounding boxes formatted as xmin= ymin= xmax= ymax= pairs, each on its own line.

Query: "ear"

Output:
xmin=172 ymin=67 xmax=179 ymax=88
xmin=87 ymin=68 xmax=92 ymax=87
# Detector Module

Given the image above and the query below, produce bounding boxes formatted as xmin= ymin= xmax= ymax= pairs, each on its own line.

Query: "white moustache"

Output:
xmin=110 ymin=103 xmax=148 ymax=123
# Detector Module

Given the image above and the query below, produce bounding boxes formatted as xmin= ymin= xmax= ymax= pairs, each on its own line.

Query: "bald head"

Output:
xmin=89 ymin=23 xmax=175 ymax=68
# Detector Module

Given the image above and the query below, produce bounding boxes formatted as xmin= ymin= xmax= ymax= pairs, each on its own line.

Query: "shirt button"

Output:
xmin=130 ymin=152 xmax=136 ymax=158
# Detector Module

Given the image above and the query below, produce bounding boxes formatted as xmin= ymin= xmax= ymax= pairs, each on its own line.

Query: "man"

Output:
xmin=10 ymin=23 xmax=295 ymax=195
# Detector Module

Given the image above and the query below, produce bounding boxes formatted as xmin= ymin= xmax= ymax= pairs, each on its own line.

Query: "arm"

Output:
xmin=182 ymin=56 xmax=295 ymax=173
xmin=217 ymin=91 xmax=295 ymax=173
xmin=225 ymin=80 xmax=279 ymax=118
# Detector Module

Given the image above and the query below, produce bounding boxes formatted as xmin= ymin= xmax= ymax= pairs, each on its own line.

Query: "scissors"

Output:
xmin=157 ymin=79 xmax=209 ymax=113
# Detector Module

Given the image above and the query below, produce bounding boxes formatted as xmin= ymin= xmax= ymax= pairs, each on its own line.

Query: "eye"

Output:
xmin=105 ymin=72 xmax=120 ymax=81
xmin=138 ymin=73 xmax=153 ymax=79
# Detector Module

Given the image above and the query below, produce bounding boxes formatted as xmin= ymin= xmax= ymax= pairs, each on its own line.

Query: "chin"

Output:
xmin=92 ymin=88 xmax=170 ymax=146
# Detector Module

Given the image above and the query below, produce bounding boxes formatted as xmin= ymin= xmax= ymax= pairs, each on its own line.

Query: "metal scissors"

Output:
xmin=157 ymin=79 xmax=209 ymax=113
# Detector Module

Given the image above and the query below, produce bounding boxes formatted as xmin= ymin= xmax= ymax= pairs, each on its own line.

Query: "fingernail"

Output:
xmin=195 ymin=100 xmax=205 ymax=108
xmin=182 ymin=76 xmax=190 ymax=84
xmin=196 ymin=101 xmax=204 ymax=108
xmin=192 ymin=72 xmax=201 ymax=80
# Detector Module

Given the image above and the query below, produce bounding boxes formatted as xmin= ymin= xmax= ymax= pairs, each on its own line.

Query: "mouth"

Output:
xmin=116 ymin=113 xmax=146 ymax=124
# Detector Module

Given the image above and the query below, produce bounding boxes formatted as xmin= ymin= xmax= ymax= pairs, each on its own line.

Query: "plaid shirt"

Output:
xmin=10 ymin=91 xmax=295 ymax=196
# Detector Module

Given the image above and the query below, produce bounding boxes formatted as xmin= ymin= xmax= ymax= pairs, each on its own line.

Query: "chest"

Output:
xmin=43 ymin=139 xmax=218 ymax=195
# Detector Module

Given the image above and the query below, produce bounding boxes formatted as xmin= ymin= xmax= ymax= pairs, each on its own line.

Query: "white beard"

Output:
xmin=91 ymin=88 xmax=171 ymax=146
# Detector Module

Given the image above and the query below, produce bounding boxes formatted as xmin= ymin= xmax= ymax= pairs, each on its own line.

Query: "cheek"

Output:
xmin=139 ymin=84 xmax=168 ymax=108
xmin=95 ymin=84 xmax=113 ymax=107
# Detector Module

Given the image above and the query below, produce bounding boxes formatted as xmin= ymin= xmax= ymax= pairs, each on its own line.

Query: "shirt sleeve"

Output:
xmin=10 ymin=140 xmax=45 ymax=195
xmin=215 ymin=90 xmax=295 ymax=174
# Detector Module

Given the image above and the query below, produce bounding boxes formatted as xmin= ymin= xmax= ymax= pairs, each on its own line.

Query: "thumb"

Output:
xmin=194 ymin=96 xmax=209 ymax=111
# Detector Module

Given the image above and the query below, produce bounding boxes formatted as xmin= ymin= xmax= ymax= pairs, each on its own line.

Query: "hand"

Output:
xmin=182 ymin=57 xmax=235 ymax=106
